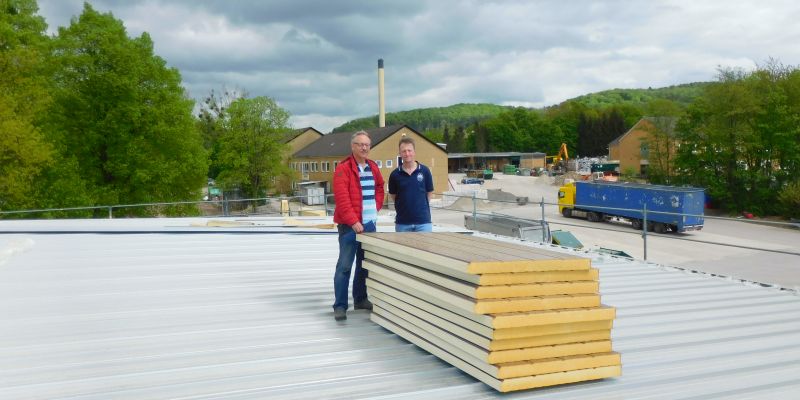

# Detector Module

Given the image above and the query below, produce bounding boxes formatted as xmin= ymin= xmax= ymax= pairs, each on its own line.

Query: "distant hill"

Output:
xmin=331 ymin=103 xmax=513 ymax=133
xmin=568 ymin=82 xmax=711 ymax=109
xmin=331 ymin=82 xmax=712 ymax=133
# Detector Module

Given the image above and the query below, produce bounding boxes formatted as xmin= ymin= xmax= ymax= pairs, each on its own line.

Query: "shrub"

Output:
xmin=777 ymin=181 xmax=800 ymax=219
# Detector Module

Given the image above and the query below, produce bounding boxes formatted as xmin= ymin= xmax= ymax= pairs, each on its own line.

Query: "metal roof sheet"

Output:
xmin=1 ymin=218 xmax=799 ymax=399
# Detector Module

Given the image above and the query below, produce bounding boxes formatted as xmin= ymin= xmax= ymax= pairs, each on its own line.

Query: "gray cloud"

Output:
xmin=37 ymin=0 xmax=800 ymax=132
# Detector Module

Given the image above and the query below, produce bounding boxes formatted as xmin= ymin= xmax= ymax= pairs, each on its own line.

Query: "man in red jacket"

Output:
xmin=332 ymin=130 xmax=385 ymax=321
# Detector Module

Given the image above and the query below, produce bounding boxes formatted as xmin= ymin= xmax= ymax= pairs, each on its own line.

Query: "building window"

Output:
xmin=302 ymin=162 xmax=309 ymax=172
xmin=386 ymin=159 xmax=393 ymax=168
xmin=376 ymin=160 xmax=382 ymax=168
xmin=321 ymin=162 xmax=328 ymax=172
xmin=334 ymin=161 xmax=339 ymax=170
xmin=640 ymin=143 xmax=649 ymax=158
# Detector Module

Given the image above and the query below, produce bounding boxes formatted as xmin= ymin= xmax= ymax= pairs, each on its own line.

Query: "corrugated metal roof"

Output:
xmin=1 ymin=218 xmax=799 ymax=399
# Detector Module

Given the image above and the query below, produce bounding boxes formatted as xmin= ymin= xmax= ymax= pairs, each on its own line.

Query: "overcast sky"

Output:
xmin=36 ymin=0 xmax=800 ymax=133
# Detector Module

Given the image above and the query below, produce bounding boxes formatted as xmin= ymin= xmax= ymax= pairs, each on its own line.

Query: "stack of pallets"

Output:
xmin=358 ymin=232 xmax=620 ymax=393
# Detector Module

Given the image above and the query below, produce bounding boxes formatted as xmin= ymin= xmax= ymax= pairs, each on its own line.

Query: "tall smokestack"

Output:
xmin=378 ymin=58 xmax=385 ymax=128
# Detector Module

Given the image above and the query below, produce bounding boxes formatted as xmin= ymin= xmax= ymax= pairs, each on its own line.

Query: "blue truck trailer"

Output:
xmin=558 ymin=181 xmax=705 ymax=233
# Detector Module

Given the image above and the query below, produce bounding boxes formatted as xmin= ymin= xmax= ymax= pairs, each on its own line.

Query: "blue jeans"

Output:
xmin=333 ymin=221 xmax=376 ymax=310
xmin=395 ymin=223 xmax=433 ymax=232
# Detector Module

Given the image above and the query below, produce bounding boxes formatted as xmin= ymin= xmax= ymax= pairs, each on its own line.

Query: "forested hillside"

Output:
xmin=331 ymin=83 xmax=710 ymax=134
xmin=570 ymin=82 xmax=711 ymax=109
xmin=331 ymin=103 xmax=512 ymax=133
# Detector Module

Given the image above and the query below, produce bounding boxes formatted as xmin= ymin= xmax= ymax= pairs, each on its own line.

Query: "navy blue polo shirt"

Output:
xmin=388 ymin=162 xmax=434 ymax=224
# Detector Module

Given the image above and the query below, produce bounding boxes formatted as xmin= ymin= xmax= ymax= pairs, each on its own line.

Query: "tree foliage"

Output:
xmin=674 ymin=62 xmax=800 ymax=215
xmin=0 ymin=0 xmax=48 ymax=208
xmin=576 ymin=107 xmax=629 ymax=157
xmin=477 ymin=108 xmax=564 ymax=154
xmin=215 ymin=96 xmax=293 ymax=210
xmin=46 ymin=4 xmax=207 ymax=215
xmin=196 ymin=88 xmax=246 ymax=179
xmin=332 ymin=103 xmax=512 ymax=133
xmin=571 ymin=82 xmax=711 ymax=109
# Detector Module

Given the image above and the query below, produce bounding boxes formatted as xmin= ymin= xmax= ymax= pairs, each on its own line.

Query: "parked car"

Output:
xmin=461 ymin=177 xmax=484 ymax=185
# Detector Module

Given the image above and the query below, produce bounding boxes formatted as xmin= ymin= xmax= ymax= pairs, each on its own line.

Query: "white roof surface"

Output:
xmin=1 ymin=217 xmax=799 ymax=399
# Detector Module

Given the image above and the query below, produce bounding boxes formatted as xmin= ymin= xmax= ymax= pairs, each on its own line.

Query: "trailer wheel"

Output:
xmin=670 ymin=224 xmax=678 ymax=233
xmin=653 ymin=222 xmax=667 ymax=234
xmin=631 ymin=219 xmax=643 ymax=230
xmin=562 ymin=208 xmax=572 ymax=218
xmin=587 ymin=212 xmax=603 ymax=222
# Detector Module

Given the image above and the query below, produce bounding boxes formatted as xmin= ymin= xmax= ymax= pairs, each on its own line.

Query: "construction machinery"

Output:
xmin=546 ymin=143 xmax=570 ymax=174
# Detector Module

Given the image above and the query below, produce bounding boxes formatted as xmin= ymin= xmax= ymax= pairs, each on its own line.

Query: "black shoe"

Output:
xmin=334 ymin=308 xmax=347 ymax=321
xmin=354 ymin=299 xmax=373 ymax=311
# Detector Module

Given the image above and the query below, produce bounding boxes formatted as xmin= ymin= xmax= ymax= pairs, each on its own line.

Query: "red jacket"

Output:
xmin=333 ymin=155 xmax=385 ymax=226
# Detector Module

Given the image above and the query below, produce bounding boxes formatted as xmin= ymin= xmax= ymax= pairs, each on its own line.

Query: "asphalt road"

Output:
xmin=431 ymin=174 xmax=800 ymax=291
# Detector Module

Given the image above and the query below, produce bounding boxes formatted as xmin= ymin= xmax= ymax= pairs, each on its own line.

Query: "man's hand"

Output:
xmin=352 ymin=222 xmax=364 ymax=233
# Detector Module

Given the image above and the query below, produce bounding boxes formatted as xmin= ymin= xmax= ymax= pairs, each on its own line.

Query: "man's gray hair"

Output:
xmin=351 ymin=130 xmax=370 ymax=143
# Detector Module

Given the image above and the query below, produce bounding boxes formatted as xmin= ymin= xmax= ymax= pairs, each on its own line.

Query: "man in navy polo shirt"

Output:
xmin=389 ymin=137 xmax=434 ymax=232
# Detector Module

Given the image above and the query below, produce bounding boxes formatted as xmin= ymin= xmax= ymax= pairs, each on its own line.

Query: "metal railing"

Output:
xmin=430 ymin=191 xmax=800 ymax=262
xmin=2 ymin=191 xmax=798 ymax=263
xmin=0 ymin=194 xmax=332 ymax=219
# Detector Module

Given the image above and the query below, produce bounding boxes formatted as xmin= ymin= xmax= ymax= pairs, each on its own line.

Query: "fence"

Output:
xmin=1 ymin=191 xmax=798 ymax=264
xmin=0 ymin=194 xmax=332 ymax=220
xmin=430 ymin=191 xmax=800 ymax=262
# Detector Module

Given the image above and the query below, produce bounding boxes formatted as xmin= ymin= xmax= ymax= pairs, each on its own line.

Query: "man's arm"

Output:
xmin=333 ymin=163 xmax=358 ymax=226
xmin=425 ymin=166 xmax=434 ymax=201
xmin=387 ymin=169 xmax=397 ymax=208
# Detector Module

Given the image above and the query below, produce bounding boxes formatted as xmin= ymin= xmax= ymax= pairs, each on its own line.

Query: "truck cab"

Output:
xmin=558 ymin=182 xmax=576 ymax=216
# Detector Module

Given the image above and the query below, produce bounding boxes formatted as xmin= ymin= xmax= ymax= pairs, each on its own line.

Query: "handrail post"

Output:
xmin=472 ymin=192 xmax=477 ymax=221
xmin=642 ymin=204 xmax=648 ymax=261
xmin=108 ymin=206 xmax=113 ymax=219
xmin=540 ymin=196 xmax=546 ymax=243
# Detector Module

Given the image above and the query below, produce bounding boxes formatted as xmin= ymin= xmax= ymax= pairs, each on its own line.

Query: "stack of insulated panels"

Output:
xmin=357 ymin=232 xmax=621 ymax=393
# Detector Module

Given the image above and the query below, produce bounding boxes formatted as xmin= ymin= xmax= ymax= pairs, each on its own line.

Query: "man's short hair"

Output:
xmin=351 ymin=130 xmax=370 ymax=143
xmin=398 ymin=136 xmax=415 ymax=149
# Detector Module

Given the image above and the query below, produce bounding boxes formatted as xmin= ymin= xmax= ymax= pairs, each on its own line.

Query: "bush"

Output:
xmin=777 ymin=181 xmax=800 ymax=219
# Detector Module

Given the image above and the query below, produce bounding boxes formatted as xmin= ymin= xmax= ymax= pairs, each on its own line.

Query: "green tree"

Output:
xmin=674 ymin=63 xmax=800 ymax=215
xmin=450 ymin=125 xmax=466 ymax=153
xmin=0 ymin=0 xmax=57 ymax=213
xmin=675 ymin=71 xmax=754 ymax=211
xmin=472 ymin=121 xmax=488 ymax=152
xmin=577 ymin=107 xmax=630 ymax=157
xmin=197 ymin=88 xmax=246 ymax=179
xmin=544 ymin=100 xmax=586 ymax=153
xmin=48 ymin=4 xmax=208 ymax=216
xmin=333 ymin=103 xmax=511 ymax=133
xmin=640 ymin=99 xmax=684 ymax=183
xmin=481 ymin=108 xmax=564 ymax=154
xmin=215 ymin=96 xmax=292 ymax=211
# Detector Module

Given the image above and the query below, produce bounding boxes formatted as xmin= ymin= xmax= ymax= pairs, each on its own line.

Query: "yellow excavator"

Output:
xmin=546 ymin=143 xmax=569 ymax=174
